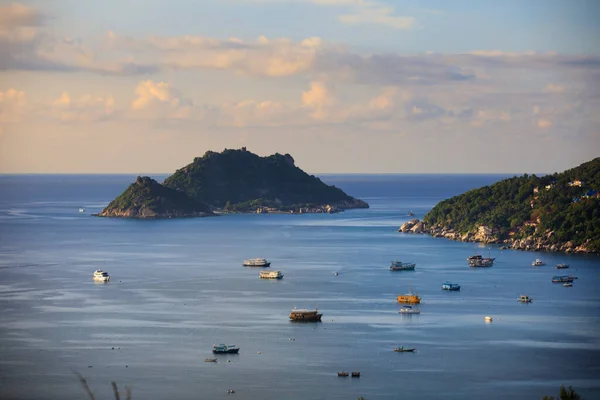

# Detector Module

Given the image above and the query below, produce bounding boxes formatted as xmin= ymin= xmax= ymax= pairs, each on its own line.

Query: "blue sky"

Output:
xmin=0 ymin=0 xmax=598 ymax=173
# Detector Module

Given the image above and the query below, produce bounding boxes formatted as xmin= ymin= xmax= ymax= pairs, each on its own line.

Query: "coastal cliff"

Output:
xmin=97 ymin=176 xmax=213 ymax=219
xmin=400 ymin=158 xmax=600 ymax=254
xmin=163 ymin=148 xmax=369 ymax=212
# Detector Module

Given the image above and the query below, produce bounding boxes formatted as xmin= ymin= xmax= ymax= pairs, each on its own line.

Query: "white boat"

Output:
xmin=259 ymin=270 xmax=283 ymax=279
xmin=93 ymin=269 xmax=110 ymax=282
xmin=563 ymin=282 xmax=573 ymax=287
xmin=485 ymin=316 xmax=493 ymax=322
xmin=79 ymin=208 xmax=85 ymax=213
xmin=518 ymin=295 xmax=532 ymax=303
xmin=532 ymin=259 xmax=545 ymax=266
xmin=399 ymin=305 xmax=420 ymax=314
xmin=243 ymin=258 xmax=271 ymax=267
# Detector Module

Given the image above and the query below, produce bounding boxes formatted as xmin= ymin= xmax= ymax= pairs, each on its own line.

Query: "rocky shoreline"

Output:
xmin=399 ymin=219 xmax=597 ymax=254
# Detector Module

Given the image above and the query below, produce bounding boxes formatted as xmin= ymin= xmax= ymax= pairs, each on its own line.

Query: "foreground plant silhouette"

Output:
xmin=76 ymin=373 xmax=132 ymax=400
xmin=542 ymin=385 xmax=582 ymax=400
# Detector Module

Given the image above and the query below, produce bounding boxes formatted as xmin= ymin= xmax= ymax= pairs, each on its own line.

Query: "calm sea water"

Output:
xmin=0 ymin=174 xmax=599 ymax=400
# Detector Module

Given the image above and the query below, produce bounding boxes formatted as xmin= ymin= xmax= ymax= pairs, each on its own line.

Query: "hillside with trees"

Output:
xmin=422 ymin=158 xmax=600 ymax=252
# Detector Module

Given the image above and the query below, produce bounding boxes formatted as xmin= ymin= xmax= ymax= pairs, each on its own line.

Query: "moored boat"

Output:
xmin=351 ymin=372 xmax=360 ymax=378
xmin=552 ymin=275 xmax=575 ymax=283
xmin=204 ymin=358 xmax=217 ymax=362
xmin=532 ymin=259 xmax=545 ymax=266
xmin=485 ymin=316 xmax=493 ymax=322
xmin=243 ymin=258 xmax=271 ymax=267
xmin=93 ymin=269 xmax=110 ymax=282
xmin=259 ymin=270 xmax=283 ymax=279
xmin=442 ymin=282 xmax=461 ymax=291
xmin=394 ymin=346 xmax=416 ymax=352
xmin=518 ymin=295 xmax=532 ymax=303
xmin=337 ymin=371 xmax=349 ymax=377
xmin=289 ymin=308 xmax=322 ymax=322
xmin=390 ymin=261 xmax=416 ymax=271
xmin=468 ymin=254 xmax=495 ymax=267
xmin=399 ymin=305 xmax=420 ymax=314
xmin=555 ymin=264 xmax=570 ymax=269
xmin=212 ymin=344 xmax=240 ymax=354
xmin=397 ymin=284 xmax=421 ymax=304
xmin=563 ymin=283 xmax=573 ymax=287
xmin=79 ymin=208 xmax=85 ymax=213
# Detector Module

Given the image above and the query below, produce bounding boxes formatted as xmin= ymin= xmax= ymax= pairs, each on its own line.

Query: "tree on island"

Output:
xmin=542 ymin=385 xmax=582 ymax=400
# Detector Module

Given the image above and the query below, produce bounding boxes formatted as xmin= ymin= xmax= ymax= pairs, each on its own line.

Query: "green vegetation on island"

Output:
xmin=163 ymin=148 xmax=369 ymax=212
xmin=97 ymin=176 xmax=213 ymax=219
xmin=98 ymin=148 xmax=368 ymax=218
xmin=422 ymin=158 xmax=600 ymax=252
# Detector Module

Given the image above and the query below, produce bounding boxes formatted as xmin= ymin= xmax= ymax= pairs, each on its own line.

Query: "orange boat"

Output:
xmin=397 ymin=284 xmax=421 ymax=304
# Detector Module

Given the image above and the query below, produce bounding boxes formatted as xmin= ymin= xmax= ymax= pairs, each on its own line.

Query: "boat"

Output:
xmin=289 ymin=308 xmax=322 ymax=322
xmin=259 ymin=270 xmax=283 ymax=279
xmin=552 ymin=275 xmax=575 ymax=283
xmin=407 ymin=210 xmax=414 ymax=216
xmin=399 ymin=305 xmax=420 ymax=314
xmin=204 ymin=358 xmax=217 ymax=362
xmin=468 ymin=254 xmax=495 ymax=267
xmin=485 ymin=316 xmax=493 ymax=322
xmin=555 ymin=264 xmax=570 ymax=269
xmin=563 ymin=283 xmax=573 ymax=287
xmin=334 ymin=272 xmax=339 ymax=276
xmin=337 ymin=371 xmax=349 ymax=377
xmin=351 ymin=372 xmax=360 ymax=378
xmin=394 ymin=346 xmax=416 ymax=352
xmin=518 ymin=295 xmax=532 ymax=303
xmin=79 ymin=208 xmax=85 ymax=213
xmin=243 ymin=258 xmax=271 ymax=267
xmin=212 ymin=344 xmax=240 ymax=354
xmin=227 ymin=389 xmax=235 ymax=394
xmin=532 ymin=259 xmax=546 ymax=266
xmin=93 ymin=269 xmax=110 ymax=282
xmin=397 ymin=284 xmax=421 ymax=304
xmin=441 ymin=282 xmax=461 ymax=291
xmin=390 ymin=261 xmax=416 ymax=271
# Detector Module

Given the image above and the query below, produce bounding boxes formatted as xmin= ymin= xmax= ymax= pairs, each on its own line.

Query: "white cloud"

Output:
xmin=544 ymin=83 xmax=566 ymax=94
xmin=538 ymin=119 xmax=552 ymax=128
xmin=131 ymin=80 xmax=193 ymax=119
xmin=50 ymin=92 xmax=115 ymax=122
xmin=311 ymin=0 xmax=415 ymax=29
xmin=0 ymin=88 xmax=26 ymax=123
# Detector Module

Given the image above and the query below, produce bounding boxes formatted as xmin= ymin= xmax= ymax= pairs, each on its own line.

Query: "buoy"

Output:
xmin=258 ymin=351 xmax=261 ymax=354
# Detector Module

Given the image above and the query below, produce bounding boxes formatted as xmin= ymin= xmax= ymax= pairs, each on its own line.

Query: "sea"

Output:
xmin=0 ymin=174 xmax=599 ymax=400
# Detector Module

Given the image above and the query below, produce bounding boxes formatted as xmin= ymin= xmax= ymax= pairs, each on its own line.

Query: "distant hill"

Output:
xmin=97 ymin=176 xmax=213 ymax=219
xmin=422 ymin=158 xmax=600 ymax=253
xmin=162 ymin=148 xmax=369 ymax=212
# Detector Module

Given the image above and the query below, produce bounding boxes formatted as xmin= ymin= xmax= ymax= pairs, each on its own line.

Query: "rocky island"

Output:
xmin=98 ymin=148 xmax=368 ymax=218
xmin=97 ymin=176 xmax=213 ymax=219
xmin=399 ymin=158 xmax=600 ymax=254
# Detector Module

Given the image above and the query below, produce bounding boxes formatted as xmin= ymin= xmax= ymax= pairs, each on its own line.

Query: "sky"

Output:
xmin=0 ymin=0 xmax=598 ymax=174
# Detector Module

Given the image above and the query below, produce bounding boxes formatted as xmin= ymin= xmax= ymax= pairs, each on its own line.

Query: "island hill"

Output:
xmin=97 ymin=148 xmax=368 ymax=219
xmin=399 ymin=157 xmax=600 ymax=253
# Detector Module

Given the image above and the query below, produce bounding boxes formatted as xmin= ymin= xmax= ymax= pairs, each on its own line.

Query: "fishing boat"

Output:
xmin=468 ymin=254 xmax=495 ymax=267
xmin=259 ymin=270 xmax=283 ymax=279
xmin=79 ymin=208 xmax=85 ymax=213
xmin=555 ymin=264 xmax=570 ymax=269
xmin=212 ymin=344 xmax=240 ymax=354
xmin=532 ymin=259 xmax=545 ymax=266
xmin=390 ymin=261 xmax=416 ymax=271
xmin=552 ymin=275 xmax=575 ymax=283
xmin=337 ymin=371 xmax=349 ymax=377
xmin=243 ymin=258 xmax=271 ymax=267
xmin=351 ymin=372 xmax=360 ymax=378
xmin=441 ymin=282 xmax=461 ymax=291
xmin=399 ymin=305 xmax=421 ymax=314
xmin=518 ymin=295 xmax=532 ymax=303
xmin=397 ymin=284 xmax=421 ymax=304
xmin=289 ymin=308 xmax=322 ymax=322
xmin=394 ymin=346 xmax=416 ymax=352
xmin=563 ymin=283 xmax=573 ymax=287
xmin=204 ymin=358 xmax=217 ymax=362
xmin=93 ymin=269 xmax=110 ymax=282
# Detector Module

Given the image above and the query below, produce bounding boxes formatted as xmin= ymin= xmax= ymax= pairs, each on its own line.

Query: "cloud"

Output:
xmin=0 ymin=88 xmax=26 ymax=123
xmin=544 ymin=83 xmax=566 ymax=94
xmin=131 ymin=80 xmax=193 ymax=119
xmin=50 ymin=91 xmax=115 ymax=122
xmin=0 ymin=3 xmax=44 ymax=29
xmin=310 ymin=0 xmax=415 ymax=29
xmin=538 ymin=119 xmax=552 ymax=128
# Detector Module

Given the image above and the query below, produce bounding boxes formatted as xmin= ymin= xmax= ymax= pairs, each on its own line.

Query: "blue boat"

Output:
xmin=390 ymin=261 xmax=416 ymax=271
xmin=442 ymin=282 xmax=461 ymax=291
xmin=212 ymin=344 xmax=240 ymax=354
